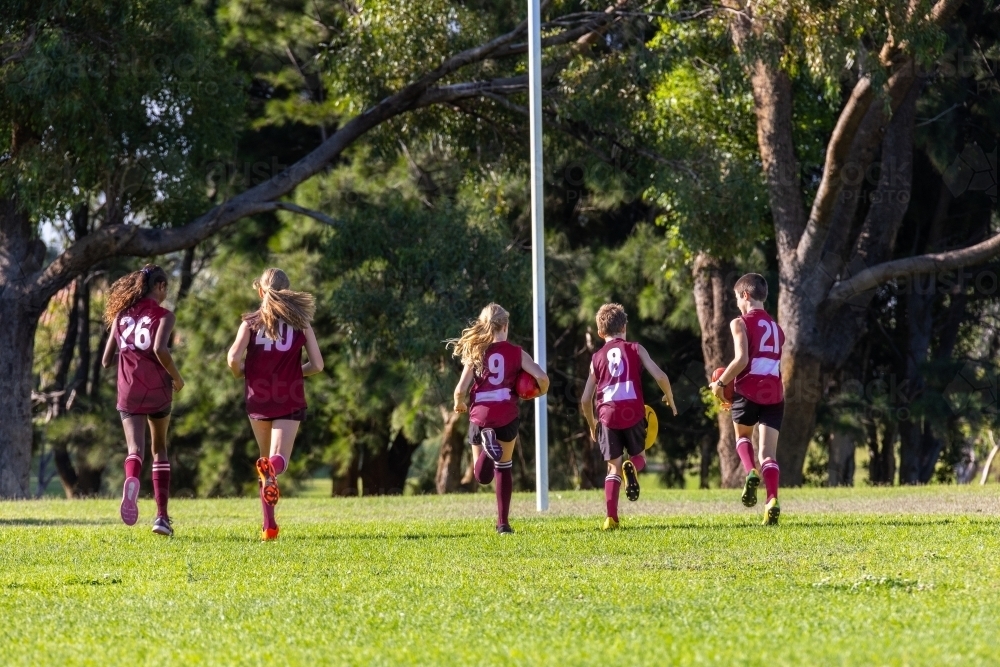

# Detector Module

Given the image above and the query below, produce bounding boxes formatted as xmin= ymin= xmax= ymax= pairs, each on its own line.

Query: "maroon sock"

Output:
xmin=736 ymin=437 xmax=756 ymax=473
xmin=475 ymin=450 xmax=495 ymax=485
xmin=630 ymin=454 xmax=646 ymax=473
xmin=151 ymin=460 xmax=170 ymax=518
xmin=494 ymin=461 xmax=513 ymax=526
xmin=269 ymin=454 xmax=287 ymax=476
xmin=124 ymin=454 xmax=142 ymax=480
xmin=761 ymin=459 xmax=780 ymax=501
xmin=604 ymin=474 xmax=621 ymax=522
xmin=260 ymin=485 xmax=277 ymax=530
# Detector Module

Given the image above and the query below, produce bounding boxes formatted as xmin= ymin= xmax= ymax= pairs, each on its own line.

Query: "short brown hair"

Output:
xmin=596 ymin=303 xmax=628 ymax=337
xmin=734 ymin=273 xmax=768 ymax=301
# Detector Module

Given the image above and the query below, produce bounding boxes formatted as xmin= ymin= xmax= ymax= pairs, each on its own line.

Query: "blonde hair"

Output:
xmin=104 ymin=264 xmax=168 ymax=327
xmin=242 ymin=268 xmax=315 ymax=339
xmin=448 ymin=303 xmax=510 ymax=375
xmin=596 ymin=303 xmax=627 ymax=337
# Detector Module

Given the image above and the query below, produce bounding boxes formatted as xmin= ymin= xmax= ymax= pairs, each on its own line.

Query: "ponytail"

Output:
xmin=103 ymin=264 xmax=168 ymax=327
xmin=447 ymin=303 xmax=510 ymax=375
xmin=243 ymin=268 xmax=315 ymax=339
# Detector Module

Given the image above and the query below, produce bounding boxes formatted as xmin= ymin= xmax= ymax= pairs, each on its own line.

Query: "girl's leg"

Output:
xmin=148 ymin=415 xmax=171 ymax=520
xmin=493 ymin=439 xmax=517 ymax=530
xmin=249 ymin=419 xmax=279 ymax=533
xmin=472 ymin=443 xmax=494 ymax=485
xmin=119 ymin=415 xmax=147 ymax=526
xmin=268 ymin=419 xmax=301 ymax=470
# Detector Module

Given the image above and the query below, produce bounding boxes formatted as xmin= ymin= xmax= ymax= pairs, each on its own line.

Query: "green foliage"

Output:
xmin=3 ymin=489 xmax=1000 ymax=664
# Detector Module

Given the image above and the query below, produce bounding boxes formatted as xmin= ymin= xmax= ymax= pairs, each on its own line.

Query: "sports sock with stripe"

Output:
xmin=260 ymin=484 xmax=277 ymax=530
xmin=474 ymin=450 xmax=495 ymax=485
xmin=630 ymin=454 xmax=646 ymax=473
xmin=494 ymin=461 xmax=513 ymax=527
xmin=269 ymin=454 xmax=287 ymax=476
xmin=735 ymin=437 xmax=756 ymax=473
xmin=151 ymin=460 xmax=170 ymax=519
xmin=761 ymin=459 xmax=780 ymax=501
xmin=605 ymin=474 xmax=621 ymax=522
xmin=124 ymin=454 xmax=142 ymax=480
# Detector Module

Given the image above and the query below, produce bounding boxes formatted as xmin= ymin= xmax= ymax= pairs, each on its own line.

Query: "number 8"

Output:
xmin=607 ymin=348 xmax=623 ymax=377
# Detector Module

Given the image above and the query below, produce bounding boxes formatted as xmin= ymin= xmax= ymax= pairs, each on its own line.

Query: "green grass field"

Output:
xmin=3 ymin=486 xmax=999 ymax=666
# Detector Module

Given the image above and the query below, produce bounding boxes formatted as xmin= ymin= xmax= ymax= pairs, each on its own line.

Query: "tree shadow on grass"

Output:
xmin=538 ymin=516 xmax=971 ymax=535
xmin=0 ymin=517 xmax=118 ymax=527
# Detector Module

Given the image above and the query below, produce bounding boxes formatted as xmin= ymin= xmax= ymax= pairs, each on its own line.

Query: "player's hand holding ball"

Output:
xmin=710 ymin=367 xmax=733 ymax=410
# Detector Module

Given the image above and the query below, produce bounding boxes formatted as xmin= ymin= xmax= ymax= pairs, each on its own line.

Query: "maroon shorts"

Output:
xmin=250 ymin=407 xmax=307 ymax=422
xmin=597 ymin=419 xmax=646 ymax=461
xmin=119 ymin=408 xmax=171 ymax=420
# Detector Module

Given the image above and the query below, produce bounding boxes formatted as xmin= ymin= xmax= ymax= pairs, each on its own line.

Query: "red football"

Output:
xmin=515 ymin=370 xmax=541 ymax=400
xmin=711 ymin=367 xmax=734 ymax=402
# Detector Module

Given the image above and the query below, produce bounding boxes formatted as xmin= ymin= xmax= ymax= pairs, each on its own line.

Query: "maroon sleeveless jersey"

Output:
xmin=244 ymin=320 xmax=307 ymax=419
xmin=469 ymin=341 xmax=522 ymax=428
xmin=734 ymin=308 xmax=784 ymax=405
xmin=115 ymin=297 xmax=173 ymax=414
xmin=592 ymin=339 xmax=645 ymax=429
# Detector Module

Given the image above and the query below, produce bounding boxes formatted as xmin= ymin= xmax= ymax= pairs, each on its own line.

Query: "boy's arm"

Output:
xmin=519 ymin=349 xmax=550 ymax=395
xmin=711 ymin=318 xmax=749 ymax=407
xmin=580 ymin=367 xmax=598 ymax=440
xmin=637 ymin=345 xmax=677 ymax=416
xmin=453 ymin=364 xmax=475 ymax=413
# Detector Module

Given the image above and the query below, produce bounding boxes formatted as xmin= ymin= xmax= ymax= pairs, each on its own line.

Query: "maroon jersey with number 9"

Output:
xmin=592 ymin=339 xmax=645 ymax=429
xmin=115 ymin=297 xmax=173 ymax=414
xmin=734 ymin=308 xmax=784 ymax=405
xmin=469 ymin=341 xmax=523 ymax=428
xmin=244 ymin=320 xmax=307 ymax=419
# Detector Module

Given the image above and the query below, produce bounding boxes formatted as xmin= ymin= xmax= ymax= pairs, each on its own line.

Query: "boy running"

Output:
xmin=581 ymin=304 xmax=676 ymax=531
xmin=450 ymin=304 xmax=549 ymax=535
xmin=102 ymin=264 xmax=184 ymax=537
xmin=709 ymin=273 xmax=784 ymax=525
xmin=227 ymin=268 xmax=324 ymax=541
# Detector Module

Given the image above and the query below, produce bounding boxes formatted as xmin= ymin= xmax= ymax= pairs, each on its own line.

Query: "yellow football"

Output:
xmin=644 ymin=405 xmax=658 ymax=449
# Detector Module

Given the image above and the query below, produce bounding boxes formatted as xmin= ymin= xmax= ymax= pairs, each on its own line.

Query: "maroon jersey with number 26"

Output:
xmin=591 ymin=339 xmax=645 ymax=429
xmin=469 ymin=341 xmax=523 ymax=428
xmin=734 ymin=308 xmax=784 ymax=405
xmin=115 ymin=297 xmax=173 ymax=414
xmin=244 ymin=320 xmax=307 ymax=419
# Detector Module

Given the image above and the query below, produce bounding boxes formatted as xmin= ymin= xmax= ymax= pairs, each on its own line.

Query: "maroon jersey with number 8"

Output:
xmin=244 ymin=320 xmax=307 ymax=419
xmin=734 ymin=308 xmax=784 ymax=405
xmin=592 ymin=339 xmax=646 ymax=429
xmin=469 ymin=341 xmax=522 ymax=428
xmin=115 ymin=297 xmax=173 ymax=414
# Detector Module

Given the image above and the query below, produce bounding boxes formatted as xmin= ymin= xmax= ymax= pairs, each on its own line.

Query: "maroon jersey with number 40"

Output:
xmin=244 ymin=320 xmax=307 ymax=419
xmin=469 ymin=341 xmax=523 ymax=428
xmin=115 ymin=297 xmax=173 ymax=414
xmin=734 ymin=308 xmax=784 ymax=405
xmin=592 ymin=339 xmax=646 ymax=429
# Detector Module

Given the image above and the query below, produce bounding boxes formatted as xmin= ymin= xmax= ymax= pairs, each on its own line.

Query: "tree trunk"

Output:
xmin=435 ymin=407 xmax=466 ymax=494
xmin=868 ymin=420 xmax=897 ymax=485
xmin=692 ymin=252 xmax=743 ymax=487
xmin=0 ymin=297 xmax=42 ymax=498
xmin=827 ymin=430 xmax=856 ymax=486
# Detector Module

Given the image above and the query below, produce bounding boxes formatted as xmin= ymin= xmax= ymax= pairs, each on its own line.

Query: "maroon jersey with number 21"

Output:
xmin=469 ymin=341 xmax=523 ymax=428
xmin=734 ymin=308 xmax=784 ymax=405
xmin=592 ymin=339 xmax=645 ymax=429
xmin=244 ymin=320 xmax=307 ymax=419
xmin=115 ymin=297 xmax=173 ymax=414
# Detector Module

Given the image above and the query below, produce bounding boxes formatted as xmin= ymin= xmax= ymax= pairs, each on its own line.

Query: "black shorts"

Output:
xmin=597 ymin=420 xmax=647 ymax=461
xmin=119 ymin=408 xmax=171 ymax=420
xmin=251 ymin=408 xmax=307 ymax=422
xmin=731 ymin=393 xmax=784 ymax=430
xmin=468 ymin=418 xmax=520 ymax=446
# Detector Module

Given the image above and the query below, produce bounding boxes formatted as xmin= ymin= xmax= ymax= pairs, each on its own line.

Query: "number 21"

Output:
xmin=758 ymin=320 xmax=781 ymax=354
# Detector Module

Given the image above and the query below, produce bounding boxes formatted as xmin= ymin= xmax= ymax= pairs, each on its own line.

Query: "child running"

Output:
xmin=581 ymin=304 xmax=676 ymax=531
xmin=102 ymin=264 xmax=184 ymax=537
xmin=227 ymin=268 xmax=324 ymax=541
xmin=709 ymin=273 xmax=784 ymax=525
xmin=449 ymin=304 xmax=549 ymax=535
